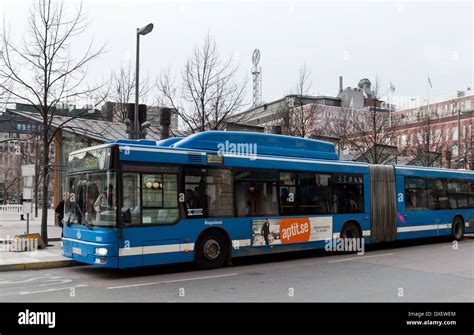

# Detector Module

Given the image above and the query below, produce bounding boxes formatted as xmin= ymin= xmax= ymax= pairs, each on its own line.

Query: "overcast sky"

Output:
xmin=1 ymin=0 xmax=473 ymax=108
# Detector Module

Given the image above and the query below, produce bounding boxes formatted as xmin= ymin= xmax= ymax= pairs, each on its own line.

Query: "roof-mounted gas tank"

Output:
xmin=155 ymin=137 xmax=183 ymax=147
xmin=172 ymin=131 xmax=339 ymax=160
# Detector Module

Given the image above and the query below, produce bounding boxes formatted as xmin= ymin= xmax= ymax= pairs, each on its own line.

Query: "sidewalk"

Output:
xmin=0 ymin=210 xmax=80 ymax=271
xmin=0 ymin=209 xmax=61 ymax=242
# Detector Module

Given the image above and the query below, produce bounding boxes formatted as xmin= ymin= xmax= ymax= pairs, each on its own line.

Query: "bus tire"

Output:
xmin=452 ymin=216 xmax=464 ymax=241
xmin=195 ymin=230 xmax=229 ymax=270
xmin=340 ymin=222 xmax=361 ymax=239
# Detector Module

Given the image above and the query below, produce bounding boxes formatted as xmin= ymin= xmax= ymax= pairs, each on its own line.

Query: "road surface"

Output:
xmin=0 ymin=236 xmax=473 ymax=302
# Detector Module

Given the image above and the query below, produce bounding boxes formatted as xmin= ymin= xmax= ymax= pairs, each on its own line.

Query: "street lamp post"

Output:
xmin=134 ymin=23 xmax=154 ymax=139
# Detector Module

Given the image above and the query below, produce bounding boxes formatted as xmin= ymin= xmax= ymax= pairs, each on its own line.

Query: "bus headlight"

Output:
xmin=95 ymin=248 xmax=108 ymax=256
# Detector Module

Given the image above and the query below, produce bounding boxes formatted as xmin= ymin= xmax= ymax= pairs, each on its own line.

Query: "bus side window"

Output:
xmin=427 ymin=179 xmax=449 ymax=210
xmin=122 ymin=173 xmax=141 ymax=225
xmin=297 ymin=173 xmax=332 ymax=214
xmin=448 ymin=180 xmax=468 ymax=209
xmin=234 ymin=170 xmax=278 ymax=217
xmin=207 ymin=169 xmax=233 ymax=217
xmin=279 ymin=172 xmax=297 ymax=215
xmin=469 ymin=183 xmax=474 ymax=208
xmin=184 ymin=168 xmax=209 ymax=218
xmin=405 ymin=177 xmax=428 ymax=210
xmin=331 ymin=174 xmax=364 ymax=214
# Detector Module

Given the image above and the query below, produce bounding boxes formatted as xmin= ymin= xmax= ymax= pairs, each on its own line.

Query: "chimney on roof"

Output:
xmin=159 ymin=108 xmax=172 ymax=140
xmin=339 ymin=76 xmax=343 ymax=93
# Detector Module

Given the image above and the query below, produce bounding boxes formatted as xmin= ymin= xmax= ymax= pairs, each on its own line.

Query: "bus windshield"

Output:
xmin=64 ymin=171 xmax=117 ymax=227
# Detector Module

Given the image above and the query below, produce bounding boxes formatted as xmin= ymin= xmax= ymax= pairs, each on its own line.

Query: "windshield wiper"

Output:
xmin=74 ymin=204 xmax=92 ymax=229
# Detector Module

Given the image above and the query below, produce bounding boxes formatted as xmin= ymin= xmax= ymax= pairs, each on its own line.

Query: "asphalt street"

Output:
xmin=0 ymin=236 xmax=473 ymax=302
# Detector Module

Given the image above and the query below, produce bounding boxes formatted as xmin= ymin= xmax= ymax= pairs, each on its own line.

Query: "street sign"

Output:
xmin=22 ymin=202 xmax=32 ymax=214
xmin=21 ymin=164 xmax=36 ymax=235
xmin=21 ymin=164 xmax=35 ymax=177
xmin=22 ymin=188 xmax=32 ymax=200
xmin=24 ymin=176 xmax=33 ymax=188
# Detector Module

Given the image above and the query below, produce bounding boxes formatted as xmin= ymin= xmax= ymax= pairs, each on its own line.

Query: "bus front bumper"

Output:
xmin=62 ymin=237 xmax=118 ymax=268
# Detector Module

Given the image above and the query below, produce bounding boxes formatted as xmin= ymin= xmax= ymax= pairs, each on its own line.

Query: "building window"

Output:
xmin=464 ymin=100 xmax=471 ymax=111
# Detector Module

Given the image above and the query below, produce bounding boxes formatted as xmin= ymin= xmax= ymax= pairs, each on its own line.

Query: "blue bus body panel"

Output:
xmin=63 ymin=214 xmax=370 ymax=269
xmin=62 ymin=132 xmax=474 ymax=268
xmin=62 ymin=225 xmax=119 ymax=267
xmin=118 ymin=145 xmax=368 ymax=174
xmin=395 ymin=166 xmax=474 ymax=238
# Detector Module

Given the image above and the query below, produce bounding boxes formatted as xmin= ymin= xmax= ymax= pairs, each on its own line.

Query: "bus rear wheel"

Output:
xmin=195 ymin=230 xmax=228 ymax=270
xmin=452 ymin=217 xmax=464 ymax=241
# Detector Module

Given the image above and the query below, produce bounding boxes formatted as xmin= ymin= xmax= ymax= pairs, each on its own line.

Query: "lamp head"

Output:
xmin=140 ymin=121 xmax=151 ymax=129
xmin=137 ymin=23 xmax=154 ymax=35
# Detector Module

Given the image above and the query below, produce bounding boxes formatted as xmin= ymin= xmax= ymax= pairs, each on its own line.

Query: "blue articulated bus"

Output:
xmin=61 ymin=131 xmax=474 ymax=269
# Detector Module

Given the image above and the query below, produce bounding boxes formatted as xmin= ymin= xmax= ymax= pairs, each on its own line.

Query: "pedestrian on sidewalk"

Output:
xmin=20 ymin=193 xmax=25 ymax=221
xmin=55 ymin=193 xmax=66 ymax=237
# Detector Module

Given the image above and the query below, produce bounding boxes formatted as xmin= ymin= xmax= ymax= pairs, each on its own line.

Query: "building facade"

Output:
xmin=231 ymin=78 xmax=473 ymax=169
xmin=392 ymin=89 xmax=474 ymax=169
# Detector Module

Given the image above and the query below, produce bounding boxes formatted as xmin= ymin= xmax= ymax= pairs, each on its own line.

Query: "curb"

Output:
xmin=0 ymin=259 xmax=82 ymax=272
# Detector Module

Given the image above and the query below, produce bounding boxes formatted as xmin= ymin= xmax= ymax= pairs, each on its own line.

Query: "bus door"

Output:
xmin=369 ymin=165 xmax=397 ymax=243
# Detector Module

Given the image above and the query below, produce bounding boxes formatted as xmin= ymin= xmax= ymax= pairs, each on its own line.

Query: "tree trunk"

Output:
xmin=40 ymin=125 xmax=49 ymax=244
xmin=34 ymin=142 xmax=40 ymax=218
xmin=34 ymin=174 xmax=39 ymax=218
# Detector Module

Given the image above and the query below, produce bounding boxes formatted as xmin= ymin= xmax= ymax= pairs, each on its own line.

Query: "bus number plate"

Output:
xmin=72 ymin=247 xmax=82 ymax=255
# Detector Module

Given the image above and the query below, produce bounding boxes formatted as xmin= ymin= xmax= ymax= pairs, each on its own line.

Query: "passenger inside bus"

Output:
xmin=94 ymin=185 xmax=114 ymax=212
xmin=330 ymin=194 xmax=340 ymax=213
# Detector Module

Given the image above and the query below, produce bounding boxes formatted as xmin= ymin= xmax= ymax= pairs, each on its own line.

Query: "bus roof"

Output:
xmin=161 ymin=131 xmax=338 ymax=161
xmin=68 ymin=132 xmax=473 ymax=178
xmin=395 ymin=165 xmax=474 ymax=178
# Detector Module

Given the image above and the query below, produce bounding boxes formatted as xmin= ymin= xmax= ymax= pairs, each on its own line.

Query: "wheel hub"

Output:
xmin=203 ymin=239 xmax=221 ymax=260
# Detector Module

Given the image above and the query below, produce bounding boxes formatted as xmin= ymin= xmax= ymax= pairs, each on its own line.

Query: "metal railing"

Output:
xmin=0 ymin=204 xmax=24 ymax=214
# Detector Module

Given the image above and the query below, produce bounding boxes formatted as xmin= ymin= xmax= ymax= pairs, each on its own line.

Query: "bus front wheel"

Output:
xmin=452 ymin=216 xmax=464 ymax=241
xmin=195 ymin=230 xmax=229 ymax=270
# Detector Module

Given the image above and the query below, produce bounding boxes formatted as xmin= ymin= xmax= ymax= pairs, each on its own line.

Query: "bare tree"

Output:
xmin=459 ymin=114 xmax=474 ymax=169
xmin=347 ymin=76 xmax=399 ymax=164
xmin=157 ymin=34 xmax=247 ymax=132
xmin=280 ymin=64 xmax=316 ymax=138
xmin=403 ymin=106 xmax=444 ymax=167
xmin=323 ymin=106 xmax=354 ymax=154
xmin=0 ymin=146 xmax=22 ymax=203
xmin=0 ymin=0 xmax=105 ymax=243
xmin=109 ymin=61 xmax=151 ymax=122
